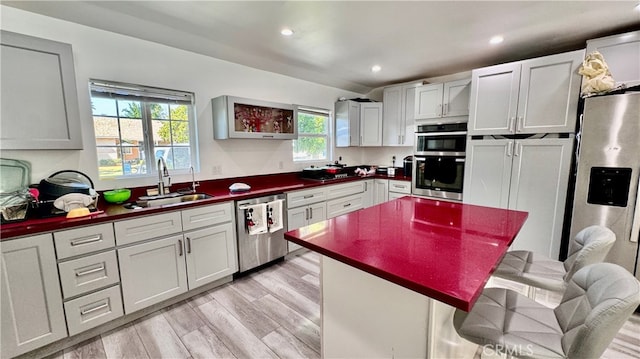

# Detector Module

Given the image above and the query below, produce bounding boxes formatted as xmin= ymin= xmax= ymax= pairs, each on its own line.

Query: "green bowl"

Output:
xmin=103 ymin=188 xmax=131 ymax=204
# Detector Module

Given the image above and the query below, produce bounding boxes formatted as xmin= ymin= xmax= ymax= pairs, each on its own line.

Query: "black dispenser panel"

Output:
xmin=587 ymin=167 xmax=632 ymax=207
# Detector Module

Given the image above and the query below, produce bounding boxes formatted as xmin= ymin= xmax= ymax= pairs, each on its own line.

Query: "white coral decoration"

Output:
xmin=578 ymin=51 xmax=615 ymax=95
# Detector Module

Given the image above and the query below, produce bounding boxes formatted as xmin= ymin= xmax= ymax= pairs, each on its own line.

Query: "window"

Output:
xmin=292 ymin=107 xmax=330 ymax=162
xmin=90 ymin=80 xmax=197 ymax=179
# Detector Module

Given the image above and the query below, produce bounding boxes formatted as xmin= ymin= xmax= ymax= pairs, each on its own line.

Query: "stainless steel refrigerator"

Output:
xmin=569 ymin=90 xmax=640 ymax=280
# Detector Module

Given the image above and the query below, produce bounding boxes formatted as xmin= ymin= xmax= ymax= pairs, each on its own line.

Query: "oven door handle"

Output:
xmin=415 ymin=131 xmax=467 ymax=136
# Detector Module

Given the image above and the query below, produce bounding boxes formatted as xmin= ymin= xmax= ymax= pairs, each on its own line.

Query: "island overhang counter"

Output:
xmin=285 ymin=196 xmax=528 ymax=358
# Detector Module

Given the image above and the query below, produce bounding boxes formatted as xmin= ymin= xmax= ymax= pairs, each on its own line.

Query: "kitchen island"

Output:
xmin=285 ymin=196 xmax=528 ymax=358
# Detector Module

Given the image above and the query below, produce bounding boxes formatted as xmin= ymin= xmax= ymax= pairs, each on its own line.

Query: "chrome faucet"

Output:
xmin=157 ymin=157 xmax=170 ymax=195
xmin=190 ymin=166 xmax=200 ymax=193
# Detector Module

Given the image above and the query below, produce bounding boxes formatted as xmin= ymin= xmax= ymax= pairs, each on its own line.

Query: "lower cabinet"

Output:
xmin=287 ymin=202 xmax=327 ymax=252
xmin=373 ymin=179 xmax=389 ymax=205
xmin=118 ymin=235 xmax=188 ymax=314
xmin=362 ymin=179 xmax=374 ymax=208
xmin=388 ymin=180 xmax=411 ymax=200
xmin=117 ymin=202 xmax=237 ymax=314
xmin=63 ymin=285 xmax=123 ymax=336
xmin=327 ymin=193 xmax=364 ymax=218
xmin=1 ymin=234 xmax=67 ymax=358
xmin=184 ymin=223 xmax=237 ymax=289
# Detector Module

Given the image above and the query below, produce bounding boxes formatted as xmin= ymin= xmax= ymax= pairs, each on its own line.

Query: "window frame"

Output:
xmin=292 ymin=105 xmax=332 ymax=164
xmin=89 ymin=79 xmax=199 ymax=179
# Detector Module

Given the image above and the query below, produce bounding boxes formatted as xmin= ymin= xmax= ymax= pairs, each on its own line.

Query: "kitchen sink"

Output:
xmin=132 ymin=193 xmax=213 ymax=208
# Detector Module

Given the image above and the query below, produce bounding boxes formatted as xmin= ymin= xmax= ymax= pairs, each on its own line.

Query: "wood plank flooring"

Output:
xmin=48 ymin=252 xmax=639 ymax=358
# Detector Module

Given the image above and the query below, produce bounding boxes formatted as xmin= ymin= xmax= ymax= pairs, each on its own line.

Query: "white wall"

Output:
xmin=0 ymin=6 xmax=366 ymax=190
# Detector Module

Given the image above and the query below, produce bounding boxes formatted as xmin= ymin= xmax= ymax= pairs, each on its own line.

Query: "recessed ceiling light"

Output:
xmin=281 ymin=28 xmax=294 ymax=36
xmin=489 ymin=35 xmax=504 ymax=45
xmin=371 ymin=65 xmax=382 ymax=73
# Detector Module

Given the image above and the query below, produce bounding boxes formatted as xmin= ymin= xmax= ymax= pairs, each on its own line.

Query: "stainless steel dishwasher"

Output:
xmin=235 ymin=194 xmax=287 ymax=272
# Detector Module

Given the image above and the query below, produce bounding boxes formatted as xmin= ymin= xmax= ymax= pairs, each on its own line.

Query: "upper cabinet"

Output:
xmin=468 ymin=49 xmax=584 ymax=136
xmin=0 ymin=31 xmax=82 ymax=150
xmin=382 ymin=84 xmax=417 ymax=146
xmin=586 ymin=30 xmax=640 ymax=88
xmin=335 ymin=100 xmax=383 ymax=147
xmin=414 ymin=79 xmax=471 ymax=122
xmin=212 ymin=95 xmax=298 ymax=140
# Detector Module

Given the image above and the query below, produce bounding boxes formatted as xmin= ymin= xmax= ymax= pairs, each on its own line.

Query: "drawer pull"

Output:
xmin=75 ymin=264 xmax=105 ymax=277
xmin=343 ymin=203 xmax=351 ymax=208
xmin=70 ymin=235 xmax=102 ymax=246
xmin=393 ymin=184 xmax=406 ymax=188
xmin=303 ymin=194 xmax=314 ymax=199
xmin=80 ymin=301 xmax=109 ymax=316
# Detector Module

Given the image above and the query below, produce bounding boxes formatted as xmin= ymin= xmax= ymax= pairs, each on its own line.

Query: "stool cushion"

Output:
xmin=493 ymin=251 xmax=567 ymax=292
xmin=453 ymin=288 xmax=564 ymax=358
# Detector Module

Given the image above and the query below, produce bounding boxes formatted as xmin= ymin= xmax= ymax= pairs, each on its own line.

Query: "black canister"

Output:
xmin=403 ymin=156 xmax=413 ymax=177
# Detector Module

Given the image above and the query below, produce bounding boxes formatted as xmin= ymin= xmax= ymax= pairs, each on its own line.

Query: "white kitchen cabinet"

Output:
xmin=469 ymin=50 xmax=583 ymax=135
xmin=586 ymin=30 xmax=640 ymax=88
xmin=335 ymin=100 xmax=383 ymax=147
xmin=414 ymin=79 xmax=471 ymax=121
xmin=54 ymin=223 xmax=115 ymax=259
xmin=63 ymin=285 xmax=123 ymax=336
xmin=326 ymin=181 xmax=365 ymax=200
xmin=388 ymin=180 xmax=411 ymax=201
xmin=362 ymin=179 xmax=375 ymax=208
xmin=1 ymin=234 xmax=67 ymax=358
xmin=287 ymin=187 xmax=328 ymax=252
xmin=184 ymin=222 xmax=237 ymax=289
xmin=114 ymin=211 xmax=182 ymax=246
xmin=382 ymin=84 xmax=417 ymax=146
xmin=373 ymin=179 xmax=389 ymax=205
xmin=463 ymin=137 xmax=573 ymax=259
xmin=118 ymin=234 xmax=188 ymax=314
xmin=0 ymin=31 xmax=82 ymax=150
xmin=327 ymin=193 xmax=364 ymax=219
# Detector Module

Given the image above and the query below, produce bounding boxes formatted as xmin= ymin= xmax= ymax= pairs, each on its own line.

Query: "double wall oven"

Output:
xmin=412 ymin=123 xmax=467 ymax=201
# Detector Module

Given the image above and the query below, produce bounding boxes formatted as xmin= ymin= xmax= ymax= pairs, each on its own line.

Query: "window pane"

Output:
xmin=298 ymin=113 xmax=327 ymax=134
xmin=150 ymin=103 xmax=169 ymax=119
xmin=91 ymin=97 xmax=117 ymax=116
xmin=120 ymin=118 xmax=144 ymax=145
xmin=94 ymin=117 xmax=119 ymax=138
xmin=118 ymin=100 xmax=142 ymax=118
xmin=169 ymin=104 xmax=189 ymax=121
xmin=293 ymin=137 xmax=327 ymax=161
xmin=152 ymin=119 xmax=172 ymax=146
xmin=97 ymin=146 xmax=123 ymax=178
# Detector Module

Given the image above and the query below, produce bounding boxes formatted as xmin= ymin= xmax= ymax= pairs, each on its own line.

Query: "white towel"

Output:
xmin=246 ymin=203 xmax=268 ymax=235
xmin=267 ymin=199 xmax=284 ymax=233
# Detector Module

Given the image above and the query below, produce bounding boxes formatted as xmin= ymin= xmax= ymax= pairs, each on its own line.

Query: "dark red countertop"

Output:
xmin=284 ymin=196 xmax=528 ymax=311
xmin=1 ymin=171 xmax=411 ymax=240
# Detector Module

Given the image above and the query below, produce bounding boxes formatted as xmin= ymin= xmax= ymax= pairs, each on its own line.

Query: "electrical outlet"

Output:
xmin=212 ymin=165 xmax=222 ymax=175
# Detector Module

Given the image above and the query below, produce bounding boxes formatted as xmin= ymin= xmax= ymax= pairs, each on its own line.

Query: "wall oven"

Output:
xmin=413 ymin=123 xmax=467 ymax=201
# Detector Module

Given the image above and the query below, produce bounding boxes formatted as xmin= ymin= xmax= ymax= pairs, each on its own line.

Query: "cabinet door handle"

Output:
xmin=507 ymin=141 xmax=514 ymax=157
xmin=186 ymin=237 xmax=192 ymax=254
xmin=443 ymin=103 xmax=448 ymax=116
xmin=438 ymin=104 xmax=442 ymax=117
xmin=70 ymin=235 xmax=102 ymax=246
xmin=178 ymin=239 xmax=183 ymax=256
xmin=509 ymin=117 xmax=516 ymax=132
xmin=364 ymin=182 xmax=368 ymax=191
xmin=517 ymin=117 xmax=524 ymax=132
xmin=309 ymin=207 xmax=313 ymax=219
xmin=75 ymin=264 xmax=105 ymax=277
xmin=514 ymin=142 xmax=521 ymax=157
xmin=398 ymin=135 xmax=401 ymax=144
xmin=262 ymin=135 xmax=274 ymax=138
xmin=305 ymin=208 xmax=309 ymax=221
xmin=80 ymin=301 xmax=109 ymax=316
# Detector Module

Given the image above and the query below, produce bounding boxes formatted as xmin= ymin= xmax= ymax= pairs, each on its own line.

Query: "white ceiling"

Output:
xmin=4 ymin=1 xmax=640 ymax=93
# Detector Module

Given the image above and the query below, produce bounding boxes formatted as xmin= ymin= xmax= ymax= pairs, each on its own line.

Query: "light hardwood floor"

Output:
xmin=47 ymin=251 xmax=639 ymax=359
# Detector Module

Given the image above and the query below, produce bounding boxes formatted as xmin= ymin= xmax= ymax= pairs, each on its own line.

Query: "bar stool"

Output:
xmin=454 ymin=262 xmax=640 ymax=358
xmin=491 ymin=225 xmax=615 ymax=297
